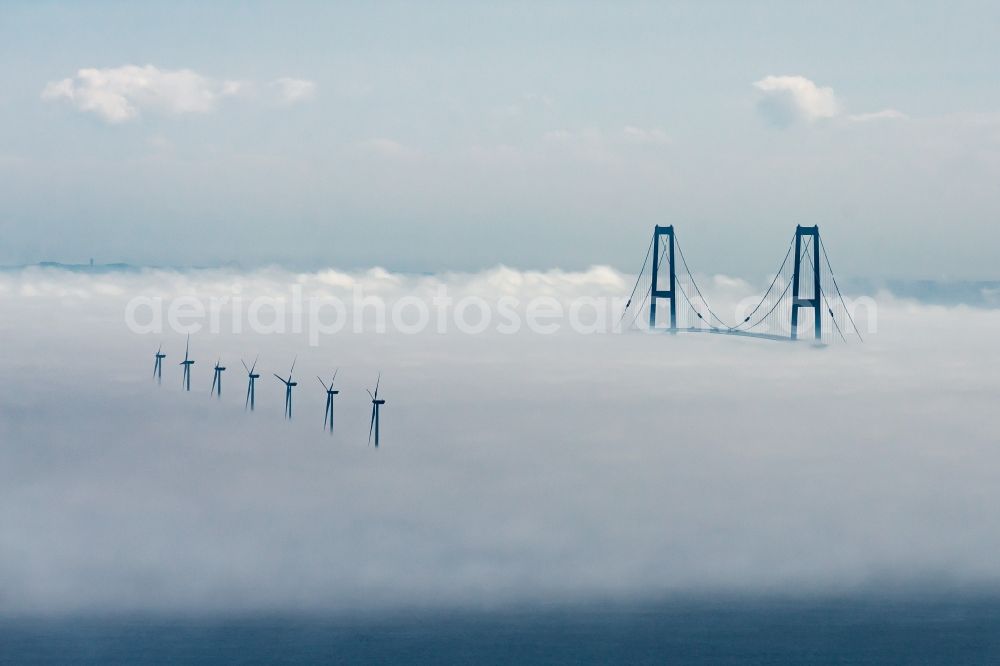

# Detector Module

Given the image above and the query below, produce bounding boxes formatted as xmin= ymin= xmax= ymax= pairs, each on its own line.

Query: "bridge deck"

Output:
xmin=654 ymin=327 xmax=798 ymax=343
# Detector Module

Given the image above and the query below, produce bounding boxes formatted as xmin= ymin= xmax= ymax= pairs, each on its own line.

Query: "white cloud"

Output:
xmin=493 ymin=93 xmax=555 ymax=119
xmin=753 ymin=75 xmax=840 ymax=127
xmin=752 ymin=75 xmax=908 ymax=129
xmin=42 ymin=65 xmax=314 ymax=123
xmin=146 ymin=134 xmax=172 ymax=152
xmin=220 ymin=79 xmax=252 ymax=97
xmin=622 ymin=125 xmax=670 ymax=145
xmin=848 ymin=108 xmax=909 ymax=123
xmin=539 ymin=126 xmax=669 ymax=165
xmin=358 ymin=137 xmax=416 ymax=159
xmin=543 ymin=128 xmax=581 ymax=143
xmin=270 ymin=77 xmax=317 ymax=105
xmin=41 ymin=65 xmax=234 ymax=123
xmin=545 ymin=126 xmax=670 ymax=149
xmin=541 ymin=127 xmax=618 ymax=164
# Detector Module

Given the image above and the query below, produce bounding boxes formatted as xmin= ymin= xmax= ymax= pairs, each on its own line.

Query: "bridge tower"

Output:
xmin=791 ymin=225 xmax=822 ymax=341
xmin=649 ymin=225 xmax=677 ymax=330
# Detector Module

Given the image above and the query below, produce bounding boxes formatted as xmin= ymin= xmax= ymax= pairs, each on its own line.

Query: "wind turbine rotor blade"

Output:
xmin=331 ymin=368 xmax=338 ymax=384
xmin=245 ymin=383 xmax=251 ymax=408
xmin=367 ymin=389 xmax=374 ymax=401
xmin=374 ymin=372 xmax=380 ymax=399
xmin=211 ymin=373 xmax=217 ymax=393
xmin=251 ymin=354 xmax=259 ymax=374
xmin=317 ymin=376 xmax=327 ymax=390
xmin=241 ymin=358 xmax=250 ymax=373
xmin=273 ymin=373 xmax=286 ymax=383
xmin=369 ymin=405 xmax=376 ymax=444
xmin=290 ymin=356 xmax=297 ymax=375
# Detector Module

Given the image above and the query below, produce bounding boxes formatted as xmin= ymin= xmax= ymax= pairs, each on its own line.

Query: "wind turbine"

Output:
xmin=153 ymin=344 xmax=166 ymax=384
xmin=179 ymin=335 xmax=195 ymax=391
xmin=211 ymin=357 xmax=226 ymax=397
xmin=367 ymin=373 xmax=386 ymax=448
xmin=242 ymin=356 xmax=260 ymax=411
xmin=274 ymin=357 xmax=297 ymax=419
xmin=318 ymin=369 xmax=340 ymax=433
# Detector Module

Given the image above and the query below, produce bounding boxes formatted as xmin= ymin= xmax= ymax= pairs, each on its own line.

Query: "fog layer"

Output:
xmin=0 ymin=267 xmax=998 ymax=614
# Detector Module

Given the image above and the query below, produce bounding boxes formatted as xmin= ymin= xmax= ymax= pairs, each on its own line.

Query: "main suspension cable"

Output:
xmin=819 ymin=236 xmax=863 ymax=341
xmin=731 ymin=232 xmax=796 ymax=330
xmin=619 ymin=233 xmax=654 ymax=324
xmin=673 ymin=234 xmax=734 ymax=329
xmin=742 ymin=236 xmax=812 ymax=332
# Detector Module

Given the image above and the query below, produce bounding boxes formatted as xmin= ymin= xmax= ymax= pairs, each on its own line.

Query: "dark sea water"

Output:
xmin=4 ymin=597 xmax=1000 ymax=665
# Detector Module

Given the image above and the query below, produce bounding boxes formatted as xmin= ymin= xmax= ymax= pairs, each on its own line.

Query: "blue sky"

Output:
xmin=1 ymin=1 xmax=998 ymax=278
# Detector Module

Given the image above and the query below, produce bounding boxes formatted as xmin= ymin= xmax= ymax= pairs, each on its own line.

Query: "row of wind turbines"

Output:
xmin=153 ymin=337 xmax=386 ymax=447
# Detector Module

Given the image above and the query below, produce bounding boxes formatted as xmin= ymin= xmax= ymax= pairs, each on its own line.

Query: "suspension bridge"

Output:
xmin=621 ymin=225 xmax=862 ymax=343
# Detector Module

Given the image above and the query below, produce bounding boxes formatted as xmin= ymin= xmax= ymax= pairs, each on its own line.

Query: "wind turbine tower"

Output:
xmin=274 ymin=358 xmax=298 ymax=419
xmin=318 ymin=369 xmax=340 ymax=433
xmin=153 ymin=345 xmax=166 ymax=384
xmin=211 ymin=358 xmax=226 ymax=397
xmin=367 ymin=373 xmax=386 ymax=448
xmin=179 ymin=335 xmax=195 ymax=391
xmin=242 ymin=356 xmax=260 ymax=411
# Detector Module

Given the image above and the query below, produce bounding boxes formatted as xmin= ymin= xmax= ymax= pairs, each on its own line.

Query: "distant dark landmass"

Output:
xmin=0 ymin=261 xmax=243 ymax=274
xmin=35 ymin=261 xmax=139 ymax=273
xmin=843 ymin=278 xmax=1000 ymax=308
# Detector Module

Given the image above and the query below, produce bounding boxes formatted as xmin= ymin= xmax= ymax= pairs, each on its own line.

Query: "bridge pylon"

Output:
xmin=649 ymin=225 xmax=676 ymax=331
xmin=791 ymin=225 xmax=822 ymax=341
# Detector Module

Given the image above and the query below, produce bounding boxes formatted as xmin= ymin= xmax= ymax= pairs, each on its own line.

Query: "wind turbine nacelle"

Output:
xmin=373 ymin=399 xmax=385 ymax=405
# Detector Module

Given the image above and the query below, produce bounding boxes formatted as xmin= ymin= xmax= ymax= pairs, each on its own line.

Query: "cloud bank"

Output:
xmin=271 ymin=77 xmax=317 ymax=106
xmin=42 ymin=65 xmax=316 ymax=123
xmin=0 ymin=266 xmax=997 ymax=614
